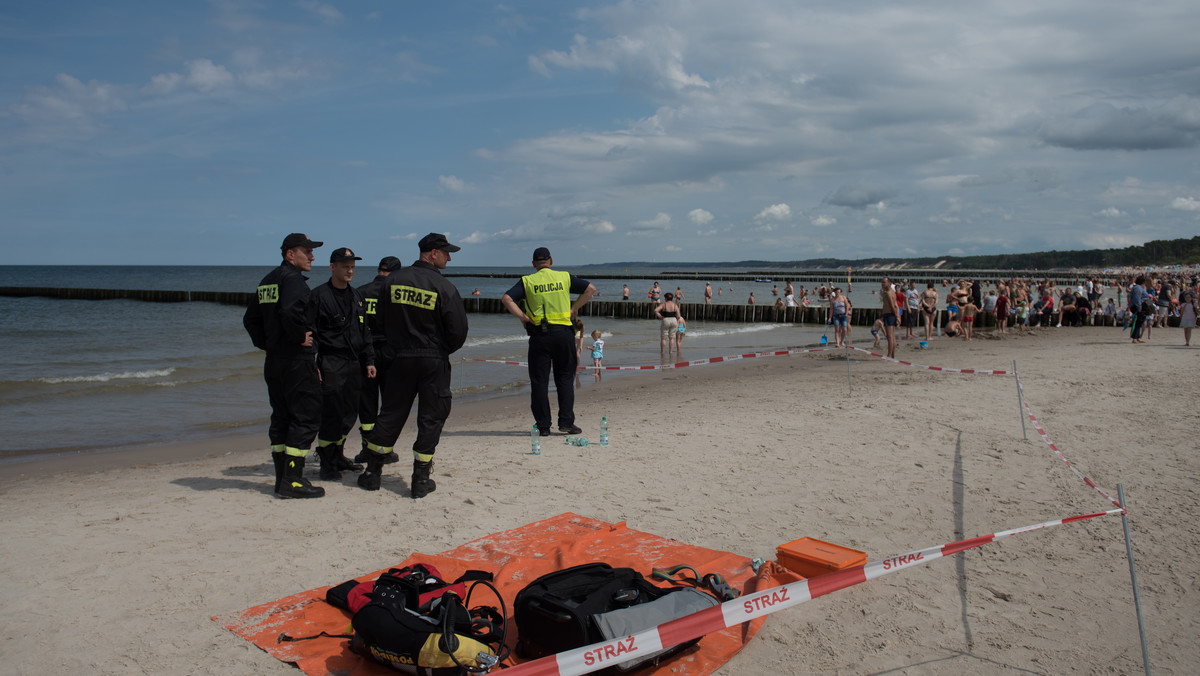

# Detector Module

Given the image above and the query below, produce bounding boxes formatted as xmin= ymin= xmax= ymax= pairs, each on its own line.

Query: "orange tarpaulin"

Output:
xmin=215 ymin=513 xmax=802 ymax=675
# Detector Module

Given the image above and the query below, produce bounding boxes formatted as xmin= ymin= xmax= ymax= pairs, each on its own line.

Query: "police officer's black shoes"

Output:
xmin=411 ymin=460 xmax=436 ymax=499
xmin=277 ymin=456 xmax=325 ymax=499
xmin=558 ymin=424 xmax=583 ymax=435
xmin=317 ymin=447 xmax=342 ymax=481
xmin=357 ymin=456 xmax=385 ymax=491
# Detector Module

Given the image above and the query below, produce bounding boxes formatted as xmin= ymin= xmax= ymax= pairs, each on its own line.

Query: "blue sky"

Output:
xmin=2 ymin=1 xmax=1198 ymax=267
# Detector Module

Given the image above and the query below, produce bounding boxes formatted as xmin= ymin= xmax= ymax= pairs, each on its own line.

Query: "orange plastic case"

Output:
xmin=776 ymin=537 xmax=867 ymax=578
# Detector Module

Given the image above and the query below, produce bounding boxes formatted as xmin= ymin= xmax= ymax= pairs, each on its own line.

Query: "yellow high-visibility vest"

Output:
xmin=522 ymin=268 xmax=573 ymax=326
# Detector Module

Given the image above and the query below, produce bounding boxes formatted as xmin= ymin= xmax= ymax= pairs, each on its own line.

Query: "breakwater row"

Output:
xmin=1 ymin=286 xmax=1132 ymax=328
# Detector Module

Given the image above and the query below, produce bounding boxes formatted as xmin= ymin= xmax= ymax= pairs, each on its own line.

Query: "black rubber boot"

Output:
xmin=333 ymin=443 xmax=363 ymax=472
xmin=277 ymin=456 xmax=325 ymax=499
xmin=411 ymin=460 xmax=436 ymax=499
xmin=271 ymin=451 xmax=285 ymax=493
xmin=355 ymin=438 xmax=400 ymax=465
xmin=357 ymin=456 xmax=384 ymax=491
xmin=316 ymin=446 xmax=342 ymax=481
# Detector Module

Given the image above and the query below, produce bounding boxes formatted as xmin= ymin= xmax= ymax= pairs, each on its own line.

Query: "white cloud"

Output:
xmin=629 ymin=212 xmax=672 ymax=233
xmin=584 ymin=220 xmax=616 ymax=234
xmin=1095 ymin=207 xmax=1125 ymax=218
xmin=688 ymin=208 xmax=713 ymax=225
xmin=298 ymin=0 xmax=344 ymax=24
xmin=185 ymin=59 xmax=235 ymax=92
xmin=439 ymin=175 xmax=471 ymax=193
xmin=810 ymin=215 xmax=837 ymax=227
xmin=868 ymin=218 xmax=882 ymax=227
xmin=755 ymin=203 xmax=791 ymax=221
xmin=1170 ymin=197 xmax=1200 ymax=212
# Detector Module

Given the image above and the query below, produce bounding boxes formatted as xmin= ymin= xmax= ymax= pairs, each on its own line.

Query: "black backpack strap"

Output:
xmin=651 ymin=564 xmax=741 ymax=602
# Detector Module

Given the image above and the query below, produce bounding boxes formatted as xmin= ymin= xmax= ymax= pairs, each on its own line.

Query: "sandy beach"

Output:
xmin=2 ymin=326 xmax=1197 ymax=675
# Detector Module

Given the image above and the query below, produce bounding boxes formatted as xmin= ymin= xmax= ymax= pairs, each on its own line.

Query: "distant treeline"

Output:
xmin=603 ymin=236 xmax=1200 ymax=271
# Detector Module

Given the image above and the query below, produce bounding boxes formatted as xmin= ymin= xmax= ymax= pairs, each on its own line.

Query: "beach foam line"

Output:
xmin=1016 ymin=374 xmax=1123 ymax=509
xmin=36 ymin=368 xmax=176 ymax=384
xmin=505 ymin=508 xmax=1125 ymax=676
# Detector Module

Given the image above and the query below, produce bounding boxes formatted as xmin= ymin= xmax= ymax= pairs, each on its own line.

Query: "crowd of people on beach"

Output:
xmin=635 ymin=268 xmax=1200 ymax=353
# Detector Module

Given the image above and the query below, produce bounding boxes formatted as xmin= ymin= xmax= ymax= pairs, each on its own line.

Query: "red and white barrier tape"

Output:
xmin=464 ymin=347 xmax=837 ymax=372
xmin=504 ymin=508 xmax=1124 ymax=676
xmin=849 ymin=347 xmax=1012 ymax=375
xmin=1015 ymin=375 xmax=1122 ymax=509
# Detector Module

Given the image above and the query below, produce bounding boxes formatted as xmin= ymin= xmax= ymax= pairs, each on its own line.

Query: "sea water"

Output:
xmin=0 ymin=266 xmax=835 ymax=461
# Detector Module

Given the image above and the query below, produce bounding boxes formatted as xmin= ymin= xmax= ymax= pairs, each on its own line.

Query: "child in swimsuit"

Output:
xmin=589 ymin=329 xmax=604 ymax=368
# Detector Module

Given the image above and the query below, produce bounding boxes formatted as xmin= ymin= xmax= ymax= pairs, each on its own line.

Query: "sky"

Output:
xmin=2 ymin=1 xmax=1198 ymax=267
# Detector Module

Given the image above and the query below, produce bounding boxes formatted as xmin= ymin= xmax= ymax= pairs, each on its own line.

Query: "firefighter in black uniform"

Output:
xmin=358 ymin=233 xmax=468 ymax=498
xmin=312 ymin=247 xmax=376 ymax=480
xmin=242 ymin=233 xmax=325 ymax=499
xmin=354 ymin=255 xmax=403 ymax=465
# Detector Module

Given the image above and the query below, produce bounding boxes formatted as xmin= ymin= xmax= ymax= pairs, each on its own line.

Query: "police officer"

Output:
xmin=242 ymin=233 xmax=325 ymax=499
xmin=500 ymin=247 xmax=596 ymax=437
xmin=358 ymin=233 xmax=468 ymax=498
xmin=312 ymin=247 xmax=376 ymax=480
xmin=354 ymin=255 xmax=403 ymax=465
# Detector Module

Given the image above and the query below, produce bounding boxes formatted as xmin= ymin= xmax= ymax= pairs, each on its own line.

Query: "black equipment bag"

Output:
xmin=346 ymin=565 xmax=507 ymax=675
xmin=513 ymin=562 xmax=718 ymax=673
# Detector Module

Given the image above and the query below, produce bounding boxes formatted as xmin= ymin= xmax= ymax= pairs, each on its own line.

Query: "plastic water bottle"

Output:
xmin=564 ymin=436 xmax=589 ymax=447
xmin=599 ymin=417 xmax=609 ymax=446
xmin=531 ymin=425 xmax=541 ymax=455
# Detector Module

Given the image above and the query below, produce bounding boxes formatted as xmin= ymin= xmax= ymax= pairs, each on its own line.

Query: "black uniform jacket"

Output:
xmin=311 ymin=281 xmax=375 ymax=366
xmin=243 ymin=262 xmax=315 ymax=357
xmin=379 ymin=260 xmax=468 ymax=359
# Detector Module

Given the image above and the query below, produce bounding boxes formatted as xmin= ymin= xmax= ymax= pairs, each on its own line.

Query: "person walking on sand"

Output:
xmin=880 ymin=277 xmax=900 ymax=358
xmin=358 ymin=234 xmax=468 ymax=498
xmin=828 ymin=288 xmax=851 ymax=348
xmin=1178 ymin=290 xmax=1195 ymax=346
xmin=655 ymin=292 xmax=683 ymax=360
xmin=1128 ymin=275 xmax=1150 ymax=344
xmin=502 ymin=247 xmax=596 ymax=437
xmin=312 ymin=247 xmax=374 ymax=481
xmin=242 ymin=233 xmax=326 ymax=499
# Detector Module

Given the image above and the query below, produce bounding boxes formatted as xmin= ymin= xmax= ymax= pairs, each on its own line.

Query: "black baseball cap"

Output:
xmin=330 ymin=247 xmax=362 ymax=263
xmin=281 ymin=233 xmax=323 ymax=251
xmin=418 ymin=232 xmax=461 ymax=253
xmin=378 ymin=256 xmax=402 ymax=272
xmin=532 ymin=247 xmax=551 ymax=261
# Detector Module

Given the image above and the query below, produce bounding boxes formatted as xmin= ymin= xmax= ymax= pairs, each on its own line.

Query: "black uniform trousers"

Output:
xmin=368 ymin=356 xmax=452 ymax=459
xmin=264 ymin=352 xmax=321 ymax=453
xmin=357 ymin=343 xmax=392 ymax=431
xmin=317 ymin=353 xmax=361 ymax=445
xmin=527 ymin=325 xmax=577 ymax=431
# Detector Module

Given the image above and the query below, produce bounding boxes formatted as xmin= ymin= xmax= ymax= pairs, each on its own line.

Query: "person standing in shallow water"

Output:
xmin=242 ymin=233 xmax=325 ymax=499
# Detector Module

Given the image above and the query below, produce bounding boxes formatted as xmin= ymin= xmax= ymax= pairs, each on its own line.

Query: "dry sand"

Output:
xmin=2 ymin=326 xmax=1197 ymax=674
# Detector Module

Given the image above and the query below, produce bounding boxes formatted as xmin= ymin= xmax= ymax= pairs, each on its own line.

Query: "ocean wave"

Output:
xmin=37 ymin=368 xmax=176 ymax=384
xmin=687 ymin=323 xmax=785 ymax=338
xmin=463 ymin=333 xmax=528 ymax=348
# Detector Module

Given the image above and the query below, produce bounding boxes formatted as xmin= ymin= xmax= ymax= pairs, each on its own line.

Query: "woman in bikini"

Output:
xmin=920 ymin=282 xmax=939 ymax=341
